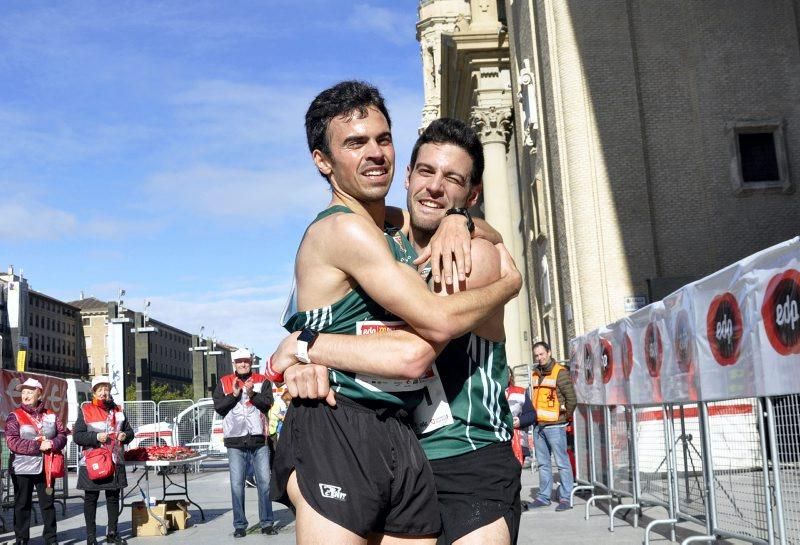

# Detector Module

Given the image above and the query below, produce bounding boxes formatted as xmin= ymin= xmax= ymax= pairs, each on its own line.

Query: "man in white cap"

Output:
xmin=212 ymin=348 xmax=277 ymax=537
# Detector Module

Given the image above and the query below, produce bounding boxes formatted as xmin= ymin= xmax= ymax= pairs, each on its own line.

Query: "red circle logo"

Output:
xmin=761 ymin=269 xmax=800 ymax=356
xmin=644 ymin=323 xmax=663 ymax=377
xmin=706 ymin=292 xmax=743 ymax=366
xmin=583 ymin=343 xmax=595 ymax=385
xmin=600 ymin=337 xmax=613 ymax=384
xmin=674 ymin=310 xmax=694 ymax=373
xmin=621 ymin=332 xmax=633 ymax=379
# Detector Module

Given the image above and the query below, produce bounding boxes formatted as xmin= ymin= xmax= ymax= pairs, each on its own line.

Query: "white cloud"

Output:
xmin=144 ymin=164 xmax=329 ymax=222
xmin=0 ymin=188 xmax=164 ymax=241
xmin=0 ymin=201 xmax=77 ymax=240
xmin=146 ymin=280 xmax=294 ymax=360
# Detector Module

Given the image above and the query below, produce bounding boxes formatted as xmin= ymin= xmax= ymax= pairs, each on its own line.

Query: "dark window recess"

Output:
xmin=739 ymin=132 xmax=779 ymax=182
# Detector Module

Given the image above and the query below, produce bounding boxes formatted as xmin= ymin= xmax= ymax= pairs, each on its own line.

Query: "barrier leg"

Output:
xmin=610 ymin=500 xmax=639 ymax=532
xmin=585 ymin=493 xmax=612 ymax=520
xmin=570 ymin=484 xmax=593 ymax=507
xmin=680 ymin=536 xmax=716 ymax=545
xmin=644 ymin=518 xmax=677 ymax=545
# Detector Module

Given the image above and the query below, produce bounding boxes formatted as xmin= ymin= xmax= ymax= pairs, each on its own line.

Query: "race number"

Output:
xmin=412 ymin=364 xmax=453 ymax=434
xmin=353 ymin=320 xmax=434 ymax=392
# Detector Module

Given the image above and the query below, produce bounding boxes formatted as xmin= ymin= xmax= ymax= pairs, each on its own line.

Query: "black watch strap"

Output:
xmin=445 ymin=207 xmax=475 ymax=233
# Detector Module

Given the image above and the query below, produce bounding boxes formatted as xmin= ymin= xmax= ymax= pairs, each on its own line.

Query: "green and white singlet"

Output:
xmin=416 ymin=332 xmax=514 ymax=460
xmin=281 ymin=205 xmax=426 ymax=411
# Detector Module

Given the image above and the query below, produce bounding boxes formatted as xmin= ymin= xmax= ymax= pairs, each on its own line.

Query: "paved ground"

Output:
xmin=0 ymin=461 xmax=732 ymax=545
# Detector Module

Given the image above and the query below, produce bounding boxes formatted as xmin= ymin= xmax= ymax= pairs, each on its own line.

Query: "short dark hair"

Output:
xmin=305 ymin=80 xmax=392 ymax=161
xmin=533 ymin=341 xmax=551 ymax=353
xmin=409 ymin=118 xmax=484 ymax=186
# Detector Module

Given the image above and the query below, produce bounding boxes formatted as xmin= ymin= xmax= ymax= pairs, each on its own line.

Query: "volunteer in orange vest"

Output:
xmin=4 ymin=377 xmax=67 ymax=545
xmin=212 ymin=347 xmax=277 ymax=538
xmin=73 ymin=376 xmax=134 ymax=545
xmin=515 ymin=341 xmax=577 ymax=511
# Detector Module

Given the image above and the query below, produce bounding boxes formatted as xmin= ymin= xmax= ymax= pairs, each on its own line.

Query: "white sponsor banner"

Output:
xmin=627 ymin=304 xmax=664 ymax=405
xmin=692 ymin=256 xmax=759 ymax=401
xmin=661 ymin=287 xmax=700 ymax=403
xmin=749 ymin=237 xmax=800 ymax=396
xmin=601 ymin=321 xmax=630 ymax=406
xmin=578 ymin=331 xmax=604 ymax=405
xmin=568 ymin=336 xmax=588 ymax=403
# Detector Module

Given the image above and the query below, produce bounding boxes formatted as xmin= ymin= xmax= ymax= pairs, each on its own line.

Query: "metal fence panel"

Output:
xmin=609 ymin=405 xmax=634 ymax=497
xmin=672 ymin=403 xmax=707 ymax=522
xmin=772 ymin=394 xmax=800 ymax=545
xmin=635 ymin=405 xmax=672 ymax=509
xmin=574 ymin=404 xmax=593 ymax=484
xmin=706 ymin=398 xmax=769 ymax=542
xmin=124 ymin=400 xmax=158 ymax=447
xmin=157 ymin=399 xmax=194 ymax=446
xmin=591 ymin=405 xmax=610 ymax=488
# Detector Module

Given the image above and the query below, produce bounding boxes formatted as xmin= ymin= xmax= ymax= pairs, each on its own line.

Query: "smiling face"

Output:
xmin=534 ymin=345 xmax=551 ymax=366
xmin=93 ymin=384 xmax=111 ymax=401
xmin=234 ymin=358 xmax=252 ymax=375
xmin=312 ymin=106 xmax=394 ymax=204
xmin=20 ymin=386 xmax=42 ymax=407
xmin=405 ymin=142 xmax=480 ymax=235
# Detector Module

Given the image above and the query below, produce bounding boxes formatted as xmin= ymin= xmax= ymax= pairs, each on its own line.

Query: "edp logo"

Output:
xmin=762 ymin=270 xmax=800 ymax=356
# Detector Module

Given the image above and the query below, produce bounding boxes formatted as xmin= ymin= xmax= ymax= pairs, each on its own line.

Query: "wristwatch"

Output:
xmin=295 ymin=328 xmax=319 ymax=364
xmin=444 ymin=207 xmax=475 ymax=233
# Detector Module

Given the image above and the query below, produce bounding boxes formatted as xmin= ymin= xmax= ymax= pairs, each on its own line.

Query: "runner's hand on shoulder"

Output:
xmin=284 ymin=364 xmax=336 ymax=407
xmin=413 ymin=213 xmax=472 ymax=286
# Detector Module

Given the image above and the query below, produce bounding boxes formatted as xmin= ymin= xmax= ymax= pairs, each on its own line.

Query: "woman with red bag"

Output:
xmin=73 ymin=376 xmax=134 ymax=545
xmin=5 ymin=377 xmax=68 ymax=545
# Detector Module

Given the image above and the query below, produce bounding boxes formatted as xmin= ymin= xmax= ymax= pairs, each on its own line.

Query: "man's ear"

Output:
xmin=312 ymin=149 xmax=333 ymax=177
xmin=466 ymin=183 xmax=482 ymax=208
xmin=404 ymin=164 xmax=412 ymax=190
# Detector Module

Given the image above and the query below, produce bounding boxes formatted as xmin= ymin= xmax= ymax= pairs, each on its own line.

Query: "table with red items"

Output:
xmin=122 ymin=450 xmax=208 ymax=521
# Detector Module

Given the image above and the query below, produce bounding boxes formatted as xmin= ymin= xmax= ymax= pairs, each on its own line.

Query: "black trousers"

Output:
xmin=11 ymin=471 xmax=57 ymax=544
xmin=83 ymin=489 xmax=121 ymax=539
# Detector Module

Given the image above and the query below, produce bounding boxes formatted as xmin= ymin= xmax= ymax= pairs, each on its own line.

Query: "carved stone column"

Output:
xmin=471 ymin=105 xmax=526 ymax=366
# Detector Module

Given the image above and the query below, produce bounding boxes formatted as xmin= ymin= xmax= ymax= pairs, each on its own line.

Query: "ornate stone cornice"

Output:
xmin=470 ymin=106 xmax=513 ymax=147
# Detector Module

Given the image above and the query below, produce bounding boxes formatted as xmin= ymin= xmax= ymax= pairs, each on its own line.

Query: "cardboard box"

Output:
xmin=164 ymin=500 xmax=191 ymax=530
xmin=132 ymin=501 xmax=169 ymax=537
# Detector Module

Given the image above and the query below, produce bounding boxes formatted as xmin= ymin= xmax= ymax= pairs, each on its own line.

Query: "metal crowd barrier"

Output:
xmin=574 ymin=396 xmax=800 ymax=545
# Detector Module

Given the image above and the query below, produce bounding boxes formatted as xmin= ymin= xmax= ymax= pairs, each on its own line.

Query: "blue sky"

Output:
xmin=0 ymin=1 xmax=424 ymax=359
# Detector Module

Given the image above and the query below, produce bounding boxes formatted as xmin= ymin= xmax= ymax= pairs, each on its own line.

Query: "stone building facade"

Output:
xmin=418 ymin=0 xmax=800 ymax=367
xmin=1 ymin=267 xmax=88 ymax=378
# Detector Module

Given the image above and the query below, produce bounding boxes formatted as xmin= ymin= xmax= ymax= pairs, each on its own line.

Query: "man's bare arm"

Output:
xmin=386 ymin=205 xmax=502 ymax=284
xmin=272 ymin=327 xmax=444 ymax=379
xmin=320 ymin=213 xmax=520 ymax=344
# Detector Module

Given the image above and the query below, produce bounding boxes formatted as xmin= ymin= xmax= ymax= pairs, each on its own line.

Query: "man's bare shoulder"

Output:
xmin=385 ymin=205 xmax=409 ymax=234
xmin=302 ymin=209 xmax=380 ymax=250
xmin=464 ymin=238 xmax=501 ymax=290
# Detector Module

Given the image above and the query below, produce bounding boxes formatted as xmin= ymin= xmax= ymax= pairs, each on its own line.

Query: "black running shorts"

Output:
xmin=429 ymin=441 xmax=521 ymax=545
xmin=273 ymin=395 xmax=441 ymax=538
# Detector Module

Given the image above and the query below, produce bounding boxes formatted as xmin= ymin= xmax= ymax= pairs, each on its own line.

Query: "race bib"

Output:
xmin=353 ymin=320 xmax=432 ymax=392
xmin=412 ymin=364 xmax=454 ymax=434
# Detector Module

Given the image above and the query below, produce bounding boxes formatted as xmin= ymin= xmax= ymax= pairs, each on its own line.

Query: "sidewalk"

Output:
xmin=0 ymin=463 xmax=691 ymax=545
